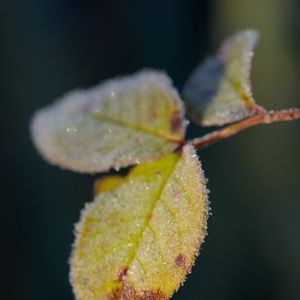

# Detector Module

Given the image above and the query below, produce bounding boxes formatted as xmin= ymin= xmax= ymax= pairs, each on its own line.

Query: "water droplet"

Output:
xmin=184 ymin=120 xmax=190 ymax=127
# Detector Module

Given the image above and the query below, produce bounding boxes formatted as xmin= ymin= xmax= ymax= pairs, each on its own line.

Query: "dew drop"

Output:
xmin=184 ymin=120 xmax=190 ymax=127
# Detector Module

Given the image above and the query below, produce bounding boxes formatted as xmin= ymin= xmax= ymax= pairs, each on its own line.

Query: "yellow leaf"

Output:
xmin=70 ymin=145 xmax=208 ymax=300
xmin=31 ymin=70 xmax=186 ymax=173
xmin=183 ymin=30 xmax=262 ymax=126
xmin=94 ymin=175 xmax=125 ymax=196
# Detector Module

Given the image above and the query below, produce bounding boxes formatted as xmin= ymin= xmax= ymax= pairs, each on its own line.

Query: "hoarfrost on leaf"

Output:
xmin=31 ymin=70 xmax=186 ymax=173
xmin=70 ymin=144 xmax=209 ymax=300
xmin=183 ymin=29 xmax=262 ymax=126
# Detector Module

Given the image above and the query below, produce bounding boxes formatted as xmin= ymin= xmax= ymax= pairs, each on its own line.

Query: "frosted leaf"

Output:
xmin=31 ymin=70 xmax=186 ymax=173
xmin=183 ymin=30 xmax=261 ymax=126
xmin=70 ymin=145 xmax=209 ymax=300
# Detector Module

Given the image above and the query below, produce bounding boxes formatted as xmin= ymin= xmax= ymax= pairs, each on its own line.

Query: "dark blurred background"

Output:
xmin=1 ymin=0 xmax=300 ymax=299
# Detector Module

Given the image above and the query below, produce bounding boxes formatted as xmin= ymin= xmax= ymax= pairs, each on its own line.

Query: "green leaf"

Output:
xmin=183 ymin=30 xmax=262 ymax=126
xmin=31 ymin=70 xmax=186 ymax=173
xmin=70 ymin=145 xmax=208 ymax=300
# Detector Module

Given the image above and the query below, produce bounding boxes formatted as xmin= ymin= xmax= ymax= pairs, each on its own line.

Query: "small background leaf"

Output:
xmin=94 ymin=175 xmax=125 ymax=195
xmin=183 ymin=30 xmax=260 ymax=126
xmin=70 ymin=145 xmax=208 ymax=300
xmin=31 ymin=70 xmax=185 ymax=173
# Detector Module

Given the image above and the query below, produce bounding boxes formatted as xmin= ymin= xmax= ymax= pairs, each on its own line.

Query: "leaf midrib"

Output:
xmin=118 ymin=153 xmax=180 ymax=297
xmin=91 ymin=111 xmax=183 ymax=142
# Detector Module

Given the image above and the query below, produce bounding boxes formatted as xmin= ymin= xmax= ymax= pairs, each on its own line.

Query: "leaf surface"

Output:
xmin=70 ymin=145 xmax=208 ymax=300
xmin=31 ymin=70 xmax=185 ymax=173
xmin=183 ymin=30 xmax=262 ymax=126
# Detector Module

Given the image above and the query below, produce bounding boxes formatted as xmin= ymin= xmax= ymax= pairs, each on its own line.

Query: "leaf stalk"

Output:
xmin=190 ymin=108 xmax=300 ymax=150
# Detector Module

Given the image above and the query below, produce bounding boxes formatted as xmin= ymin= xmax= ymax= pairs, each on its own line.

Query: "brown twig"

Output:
xmin=190 ymin=108 xmax=300 ymax=150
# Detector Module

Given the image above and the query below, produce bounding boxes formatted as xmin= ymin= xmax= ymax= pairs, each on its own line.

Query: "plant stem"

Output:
xmin=190 ymin=108 xmax=300 ymax=150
